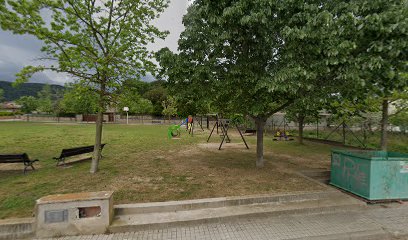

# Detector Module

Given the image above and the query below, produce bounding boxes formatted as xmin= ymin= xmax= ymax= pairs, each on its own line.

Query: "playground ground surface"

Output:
xmin=0 ymin=122 xmax=406 ymax=219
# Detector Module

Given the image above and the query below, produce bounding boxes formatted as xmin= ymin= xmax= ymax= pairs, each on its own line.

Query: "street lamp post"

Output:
xmin=123 ymin=107 xmax=129 ymax=124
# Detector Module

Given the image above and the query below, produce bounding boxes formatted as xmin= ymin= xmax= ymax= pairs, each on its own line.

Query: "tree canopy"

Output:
xmin=158 ymin=0 xmax=359 ymax=167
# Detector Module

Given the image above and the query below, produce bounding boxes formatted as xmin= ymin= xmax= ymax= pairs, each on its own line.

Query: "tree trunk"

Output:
xmin=298 ymin=115 xmax=305 ymax=144
xmin=380 ymin=98 xmax=389 ymax=151
xmin=90 ymin=84 xmax=105 ymax=174
xmin=255 ymin=117 xmax=266 ymax=168
xmin=90 ymin=110 xmax=103 ymax=173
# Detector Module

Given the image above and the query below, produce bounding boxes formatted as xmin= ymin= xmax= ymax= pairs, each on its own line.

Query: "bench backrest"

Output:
xmin=59 ymin=144 xmax=106 ymax=158
xmin=0 ymin=154 xmax=29 ymax=163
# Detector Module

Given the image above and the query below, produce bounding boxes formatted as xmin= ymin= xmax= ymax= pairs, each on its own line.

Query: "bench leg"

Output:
xmin=56 ymin=158 xmax=66 ymax=167
xmin=23 ymin=163 xmax=35 ymax=174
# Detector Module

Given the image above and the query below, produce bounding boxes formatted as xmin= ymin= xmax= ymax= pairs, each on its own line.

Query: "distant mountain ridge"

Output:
xmin=0 ymin=81 xmax=65 ymax=101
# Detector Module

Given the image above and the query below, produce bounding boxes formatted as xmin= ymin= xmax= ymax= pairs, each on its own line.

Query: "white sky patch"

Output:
xmin=148 ymin=0 xmax=189 ymax=52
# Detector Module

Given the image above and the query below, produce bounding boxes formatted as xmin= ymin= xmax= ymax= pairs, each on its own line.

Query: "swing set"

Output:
xmin=207 ymin=116 xmax=249 ymax=150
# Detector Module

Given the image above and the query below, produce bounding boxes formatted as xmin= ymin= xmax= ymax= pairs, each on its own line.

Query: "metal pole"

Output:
xmin=126 ymin=112 xmax=128 ymax=125
xmin=342 ymin=121 xmax=346 ymax=145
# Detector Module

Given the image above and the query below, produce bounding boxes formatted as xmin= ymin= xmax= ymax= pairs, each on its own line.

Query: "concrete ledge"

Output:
xmin=0 ymin=218 xmax=34 ymax=240
xmin=109 ymin=203 xmax=364 ymax=233
xmin=109 ymin=191 xmax=366 ymax=233
xmin=35 ymin=191 xmax=114 ymax=238
xmin=114 ymin=190 xmax=356 ymax=215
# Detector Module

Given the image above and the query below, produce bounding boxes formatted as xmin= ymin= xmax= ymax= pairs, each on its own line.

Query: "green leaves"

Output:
xmin=14 ymin=66 xmax=45 ymax=87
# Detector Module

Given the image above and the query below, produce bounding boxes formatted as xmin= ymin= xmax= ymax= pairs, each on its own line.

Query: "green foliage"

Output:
xmin=0 ymin=111 xmax=15 ymax=116
xmin=36 ymin=85 xmax=53 ymax=113
xmin=134 ymin=98 xmax=154 ymax=115
xmin=16 ymin=96 xmax=38 ymax=114
xmin=390 ymin=91 xmax=408 ymax=133
xmin=156 ymin=48 xmax=213 ymax=116
xmin=349 ymin=0 xmax=408 ymax=98
xmin=117 ymin=84 xmax=154 ymax=115
xmin=390 ymin=111 xmax=408 ymax=133
xmin=162 ymin=96 xmax=177 ymax=119
xmin=143 ymin=82 xmax=168 ymax=115
xmin=159 ymin=0 xmax=359 ymax=119
xmin=60 ymin=83 xmax=98 ymax=114
xmin=158 ymin=0 xmax=359 ymax=166
xmin=327 ymin=95 xmax=381 ymax=121
xmin=285 ymin=97 xmax=323 ymax=125
xmin=0 ymin=89 xmax=4 ymax=102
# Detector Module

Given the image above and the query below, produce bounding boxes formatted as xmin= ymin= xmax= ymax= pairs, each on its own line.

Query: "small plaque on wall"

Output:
xmin=44 ymin=209 xmax=68 ymax=223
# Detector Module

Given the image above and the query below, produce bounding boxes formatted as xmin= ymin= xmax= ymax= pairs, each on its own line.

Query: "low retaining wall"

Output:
xmin=35 ymin=191 xmax=113 ymax=238
xmin=0 ymin=218 xmax=34 ymax=240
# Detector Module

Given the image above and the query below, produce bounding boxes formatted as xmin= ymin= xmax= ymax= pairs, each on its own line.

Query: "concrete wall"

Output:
xmin=35 ymin=191 xmax=113 ymax=238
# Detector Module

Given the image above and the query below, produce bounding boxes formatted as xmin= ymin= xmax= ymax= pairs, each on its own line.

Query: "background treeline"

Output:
xmin=0 ymin=80 xmax=172 ymax=117
xmin=0 ymin=81 xmax=64 ymax=101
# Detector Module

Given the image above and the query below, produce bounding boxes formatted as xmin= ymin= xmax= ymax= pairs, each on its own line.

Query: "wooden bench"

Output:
xmin=244 ymin=129 xmax=256 ymax=135
xmin=53 ymin=144 xmax=106 ymax=166
xmin=0 ymin=153 xmax=39 ymax=174
xmin=152 ymin=120 xmax=162 ymax=124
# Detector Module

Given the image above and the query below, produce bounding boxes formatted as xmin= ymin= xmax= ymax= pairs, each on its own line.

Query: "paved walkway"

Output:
xmin=37 ymin=204 xmax=408 ymax=240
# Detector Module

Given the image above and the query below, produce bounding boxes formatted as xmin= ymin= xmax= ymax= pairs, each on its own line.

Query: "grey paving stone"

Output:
xmin=35 ymin=205 xmax=408 ymax=240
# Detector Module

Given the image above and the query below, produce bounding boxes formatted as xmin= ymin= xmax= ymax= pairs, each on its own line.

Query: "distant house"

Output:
xmin=0 ymin=102 xmax=21 ymax=113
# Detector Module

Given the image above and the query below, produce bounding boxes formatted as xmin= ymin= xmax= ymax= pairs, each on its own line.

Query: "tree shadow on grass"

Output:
xmin=0 ymin=169 xmax=30 ymax=179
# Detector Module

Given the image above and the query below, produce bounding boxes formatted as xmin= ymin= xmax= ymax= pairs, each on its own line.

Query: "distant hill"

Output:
xmin=0 ymin=81 xmax=65 ymax=101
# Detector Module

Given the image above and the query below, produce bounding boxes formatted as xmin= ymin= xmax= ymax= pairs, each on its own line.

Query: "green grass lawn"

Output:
xmin=0 ymin=122 xmax=344 ymax=219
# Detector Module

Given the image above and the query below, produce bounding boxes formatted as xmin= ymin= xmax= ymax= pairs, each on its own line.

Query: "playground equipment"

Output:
xmin=273 ymin=129 xmax=294 ymax=141
xmin=167 ymin=115 xmax=205 ymax=139
xmin=167 ymin=124 xmax=181 ymax=139
xmin=207 ymin=117 xmax=249 ymax=150
xmin=272 ymin=118 xmax=294 ymax=141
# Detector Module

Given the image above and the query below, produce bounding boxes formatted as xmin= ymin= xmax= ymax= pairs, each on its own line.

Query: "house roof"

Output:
xmin=0 ymin=102 xmax=22 ymax=109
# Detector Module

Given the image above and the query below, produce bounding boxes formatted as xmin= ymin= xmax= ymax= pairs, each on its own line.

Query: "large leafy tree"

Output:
xmin=143 ymin=82 xmax=168 ymax=116
xmin=159 ymin=0 xmax=353 ymax=167
xmin=285 ymin=97 xmax=324 ymax=144
xmin=162 ymin=95 xmax=177 ymax=121
xmin=16 ymin=96 xmax=38 ymax=114
xmin=0 ymin=0 xmax=168 ymax=173
xmin=61 ymin=83 xmax=99 ymax=114
xmin=37 ymin=85 xmax=53 ymax=114
xmin=157 ymin=48 xmax=214 ymax=117
xmin=342 ymin=0 xmax=408 ymax=150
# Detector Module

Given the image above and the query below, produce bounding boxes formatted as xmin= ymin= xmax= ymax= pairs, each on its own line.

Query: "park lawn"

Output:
xmin=0 ymin=122 xmax=332 ymax=219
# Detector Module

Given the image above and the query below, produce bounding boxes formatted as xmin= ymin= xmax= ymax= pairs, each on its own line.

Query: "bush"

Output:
xmin=0 ymin=111 xmax=15 ymax=116
xmin=57 ymin=112 xmax=77 ymax=118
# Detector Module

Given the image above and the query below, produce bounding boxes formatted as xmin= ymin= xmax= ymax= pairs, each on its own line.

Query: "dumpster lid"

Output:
xmin=332 ymin=149 xmax=408 ymax=161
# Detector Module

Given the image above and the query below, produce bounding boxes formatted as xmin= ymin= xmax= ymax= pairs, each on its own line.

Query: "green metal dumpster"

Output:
xmin=330 ymin=149 xmax=408 ymax=200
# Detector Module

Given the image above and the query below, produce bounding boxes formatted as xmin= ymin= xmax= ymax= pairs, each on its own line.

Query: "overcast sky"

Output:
xmin=0 ymin=0 xmax=189 ymax=85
